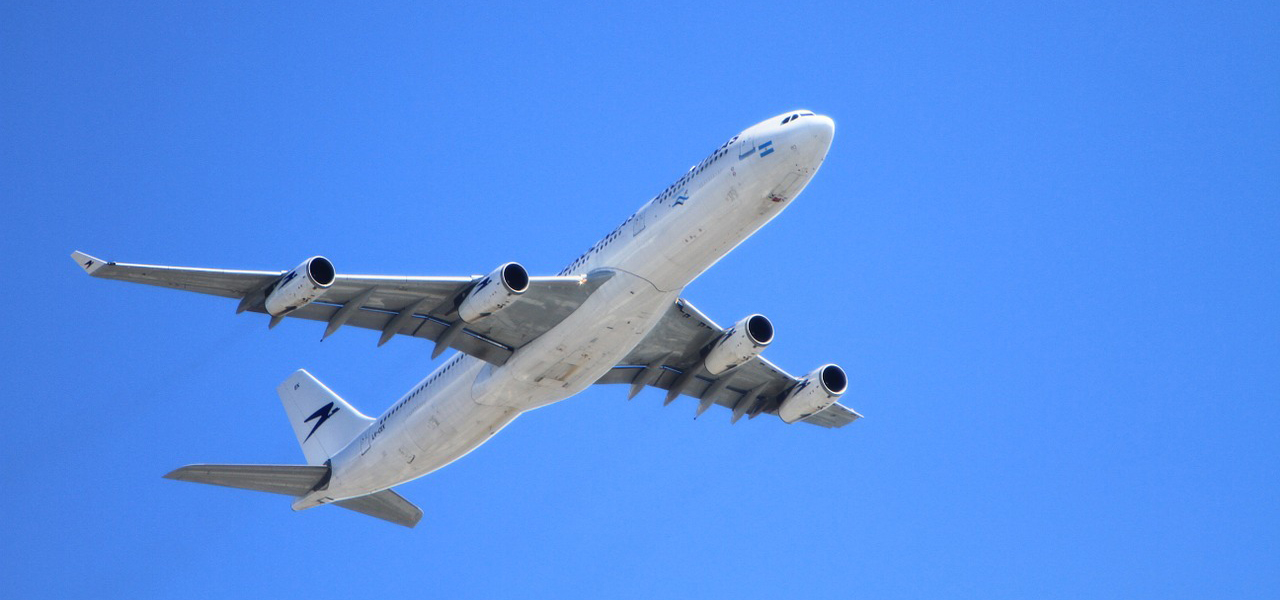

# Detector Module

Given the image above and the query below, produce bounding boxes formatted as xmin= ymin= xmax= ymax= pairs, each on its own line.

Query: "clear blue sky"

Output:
xmin=3 ymin=2 xmax=1277 ymax=598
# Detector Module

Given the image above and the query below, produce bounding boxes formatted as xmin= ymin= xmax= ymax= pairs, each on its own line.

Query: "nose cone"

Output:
xmin=798 ymin=114 xmax=835 ymax=155
xmin=764 ymin=112 xmax=834 ymax=156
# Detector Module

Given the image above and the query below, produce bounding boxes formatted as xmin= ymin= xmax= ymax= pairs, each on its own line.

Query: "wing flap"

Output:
xmin=272 ymin=302 xmax=516 ymax=364
xmin=602 ymin=358 xmax=791 ymax=415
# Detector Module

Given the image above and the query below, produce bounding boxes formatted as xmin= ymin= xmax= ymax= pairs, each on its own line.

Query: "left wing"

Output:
xmin=595 ymin=298 xmax=862 ymax=428
xmin=71 ymin=251 xmax=610 ymax=365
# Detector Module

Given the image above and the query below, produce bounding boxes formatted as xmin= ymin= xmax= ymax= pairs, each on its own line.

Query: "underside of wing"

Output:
xmin=72 ymin=251 xmax=610 ymax=365
xmin=260 ymin=270 xmax=611 ymax=365
xmin=596 ymin=298 xmax=861 ymax=428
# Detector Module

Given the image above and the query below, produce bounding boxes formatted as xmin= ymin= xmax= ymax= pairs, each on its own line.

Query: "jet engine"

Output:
xmin=778 ymin=364 xmax=848 ymax=423
xmin=703 ymin=314 xmax=774 ymax=375
xmin=264 ymin=256 xmax=336 ymax=316
xmin=458 ymin=262 xmax=529 ymax=323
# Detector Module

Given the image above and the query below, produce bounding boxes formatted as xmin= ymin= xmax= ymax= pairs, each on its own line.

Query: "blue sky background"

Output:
xmin=3 ymin=2 xmax=1277 ymax=598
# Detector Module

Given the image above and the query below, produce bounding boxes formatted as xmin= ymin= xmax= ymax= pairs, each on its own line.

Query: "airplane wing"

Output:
xmin=595 ymin=298 xmax=862 ymax=428
xmin=71 ymin=251 xmax=610 ymax=365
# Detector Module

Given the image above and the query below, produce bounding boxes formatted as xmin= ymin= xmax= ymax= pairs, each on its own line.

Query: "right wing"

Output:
xmin=594 ymin=298 xmax=861 ymax=428
xmin=71 ymin=251 xmax=611 ymax=365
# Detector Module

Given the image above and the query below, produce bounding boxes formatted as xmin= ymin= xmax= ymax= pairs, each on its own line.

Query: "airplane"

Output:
xmin=72 ymin=110 xmax=859 ymax=528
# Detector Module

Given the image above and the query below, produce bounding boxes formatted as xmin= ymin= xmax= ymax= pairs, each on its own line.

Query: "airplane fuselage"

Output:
xmin=298 ymin=112 xmax=836 ymax=508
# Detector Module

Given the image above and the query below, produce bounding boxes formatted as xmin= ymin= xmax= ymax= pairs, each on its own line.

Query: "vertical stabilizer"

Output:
xmin=278 ymin=370 xmax=374 ymax=465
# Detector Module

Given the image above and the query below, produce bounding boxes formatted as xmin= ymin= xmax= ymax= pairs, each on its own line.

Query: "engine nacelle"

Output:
xmin=703 ymin=314 xmax=774 ymax=375
xmin=778 ymin=364 xmax=848 ymax=423
xmin=264 ymin=256 xmax=336 ymax=316
xmin=458 ymin=262 xmax=529 ymax=323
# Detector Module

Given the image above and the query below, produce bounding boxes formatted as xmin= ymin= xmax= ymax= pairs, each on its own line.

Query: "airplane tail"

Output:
xmin=277 ymin=369 xmax=373 ymax=465
xmin=162 ymin=371 xmax=423 ymax=528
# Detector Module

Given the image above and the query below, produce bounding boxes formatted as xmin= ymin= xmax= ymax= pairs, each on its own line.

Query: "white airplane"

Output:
xmin=72 ymin=110 xmax=859 ymax=527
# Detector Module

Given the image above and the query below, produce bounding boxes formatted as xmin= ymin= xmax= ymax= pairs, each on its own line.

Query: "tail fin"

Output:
xmin=278 ymin=369 xmax=373 ymax=465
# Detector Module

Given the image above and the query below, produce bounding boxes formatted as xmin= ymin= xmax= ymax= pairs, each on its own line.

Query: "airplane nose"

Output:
xmin=804 ymin=114 xmax=835 ymax=150
xmin=789 ymin=114 xmax=834 ymax=159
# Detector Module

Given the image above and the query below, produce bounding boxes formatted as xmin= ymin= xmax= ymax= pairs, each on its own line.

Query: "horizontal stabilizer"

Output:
xmin=164 ymin=464 xmax=328 ymax=496
xmin=335 ymin=489 xmax=423 ymax=528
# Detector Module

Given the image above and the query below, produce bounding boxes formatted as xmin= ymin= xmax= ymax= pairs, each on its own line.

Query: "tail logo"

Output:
xmin=303 ymin=402 xmax=340 ymax=442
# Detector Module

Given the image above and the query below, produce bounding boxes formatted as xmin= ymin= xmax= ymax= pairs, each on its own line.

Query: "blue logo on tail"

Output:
xmin=303 ymin=402 xmax=340 ymax=442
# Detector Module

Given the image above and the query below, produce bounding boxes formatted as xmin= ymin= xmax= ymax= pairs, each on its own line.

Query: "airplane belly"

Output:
xmin=628 ymin=172 xmax=788 ymax=292
xmin=324 ymin=273 xmax=678 ymax=497
xmin=328 ymin=361 xmax=522 ymax=496
xmin=405 ymin=395 xmax=519 ymax=475
xmin=472 ymin=269 xmax=678 ymax=409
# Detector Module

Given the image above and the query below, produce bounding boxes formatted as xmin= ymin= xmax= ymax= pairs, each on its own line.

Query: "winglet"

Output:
xmin=70 ymin=251 xmax=108 ymax=276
